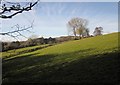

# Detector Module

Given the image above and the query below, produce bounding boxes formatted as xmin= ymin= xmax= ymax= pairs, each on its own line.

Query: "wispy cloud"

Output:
xmin=1 ymin=2 xmax=118 ymax=41
xmin=5 ymin=0 xmax=119 ymax=2
xmin=40 ymin=0 xmax=119 ymax=2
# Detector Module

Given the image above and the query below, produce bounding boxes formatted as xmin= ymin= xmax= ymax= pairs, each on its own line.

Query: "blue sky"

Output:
xmin=1 ymin=2 xmax=118 ymax=41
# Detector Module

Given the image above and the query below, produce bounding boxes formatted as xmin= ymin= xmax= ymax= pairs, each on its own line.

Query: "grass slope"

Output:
xmin=1 ymin=44 xmax=50 ymax=59
xmin=2 ymin=32 xmax=119 ymax=84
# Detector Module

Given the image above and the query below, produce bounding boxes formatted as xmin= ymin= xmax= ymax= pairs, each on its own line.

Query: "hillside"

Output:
xmin=2 ymin=32 xmax=119 ymax=84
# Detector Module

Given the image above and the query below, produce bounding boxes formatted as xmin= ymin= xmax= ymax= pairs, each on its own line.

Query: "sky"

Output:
xmin=0 ymin=1 xmax=118 ymax=41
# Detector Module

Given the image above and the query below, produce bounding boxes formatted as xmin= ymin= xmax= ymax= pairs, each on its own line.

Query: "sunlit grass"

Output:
xmin=2 ymin=32 xmax=119 ymax=83
xmin=1 ymin=44 xmax=49 ymax=59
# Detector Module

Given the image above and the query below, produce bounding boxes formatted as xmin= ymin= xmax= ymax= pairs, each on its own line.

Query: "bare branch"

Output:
xmin=0 ymin=23 xmax=33 ymax=40
xmin=0 ymin=0 xmax=39 ymax=19
xmin=0 ymin=1 xmax=38 ymax=41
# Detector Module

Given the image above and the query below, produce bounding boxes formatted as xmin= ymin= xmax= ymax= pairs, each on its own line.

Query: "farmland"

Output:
xmin=2 ymin=32 xmax=119 ymax=84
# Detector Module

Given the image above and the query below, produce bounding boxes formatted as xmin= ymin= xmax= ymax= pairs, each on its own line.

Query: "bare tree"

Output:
xmin=93 ymin=27 xmax=103 ymax=36
xmin=76 ymin=26 xmax=85 ymax=38
xmin=67 ymin=17 xmax=88 ymax=39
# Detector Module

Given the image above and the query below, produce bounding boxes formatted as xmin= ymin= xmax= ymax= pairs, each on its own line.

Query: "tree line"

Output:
xmin=1 ymin=36 xmax=76 ymax=52
xmin=67 ymin=17 xmax=103 ymax=39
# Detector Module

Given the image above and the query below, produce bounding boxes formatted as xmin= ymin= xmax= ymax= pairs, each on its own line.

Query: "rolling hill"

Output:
xmin=2 ymin=32 xmax=119 ymax=84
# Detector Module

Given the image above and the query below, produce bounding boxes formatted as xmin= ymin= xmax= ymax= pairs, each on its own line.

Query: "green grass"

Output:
xmin=1 ymin=44 xmax=50 ymax=59
xmin=2 ymin=32 xmax=119 ymax=84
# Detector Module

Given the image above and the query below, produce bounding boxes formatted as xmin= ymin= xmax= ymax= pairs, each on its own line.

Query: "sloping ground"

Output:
xmin=2 ymin=32 xmax=120 ymax=84
xmin=1 ymin=44 xmax=50 ymax=59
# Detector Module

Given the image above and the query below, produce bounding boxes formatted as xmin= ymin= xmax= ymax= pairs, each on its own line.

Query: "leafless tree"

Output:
xmin=67 ymin=17 xmax=88 ymax=39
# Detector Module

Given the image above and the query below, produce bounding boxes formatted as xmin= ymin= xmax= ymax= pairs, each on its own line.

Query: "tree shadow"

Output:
xmin=2 ymin=48 xmax=119 ymax=84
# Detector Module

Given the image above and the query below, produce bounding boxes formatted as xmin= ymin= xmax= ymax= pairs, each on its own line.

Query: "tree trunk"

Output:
xmin=73 ymin=27 xmax=76 ymax=39
xmin=87 ymin=32 xmax=89 ymax=37
xmin=79 ymin=34 xmax=82 ymax=39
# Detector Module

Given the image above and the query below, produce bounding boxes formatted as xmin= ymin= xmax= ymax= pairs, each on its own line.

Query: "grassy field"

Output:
xmin=1 ymin=44 xmax=50 ymax=59
xmin=2 ymin=32 xmax=119 ymax=84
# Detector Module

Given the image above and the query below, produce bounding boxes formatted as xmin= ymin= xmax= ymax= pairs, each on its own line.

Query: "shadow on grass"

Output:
xmin=2 ymin=49 xmax=119 ymax=84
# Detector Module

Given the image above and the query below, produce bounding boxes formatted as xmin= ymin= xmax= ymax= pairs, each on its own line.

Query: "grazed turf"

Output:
xmin=2 ymin=32 xmax=119 ymax=84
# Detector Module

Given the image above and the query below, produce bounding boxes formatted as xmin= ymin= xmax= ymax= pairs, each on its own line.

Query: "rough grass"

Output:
xmin=2 ymin=32 xmax=120 ymax=84
xmin=1 ymin=44 xmax=50 ymax=59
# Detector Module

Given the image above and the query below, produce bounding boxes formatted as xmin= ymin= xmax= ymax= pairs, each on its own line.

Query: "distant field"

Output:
xmin=2 ymin=32 xmax=119 ymax=84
